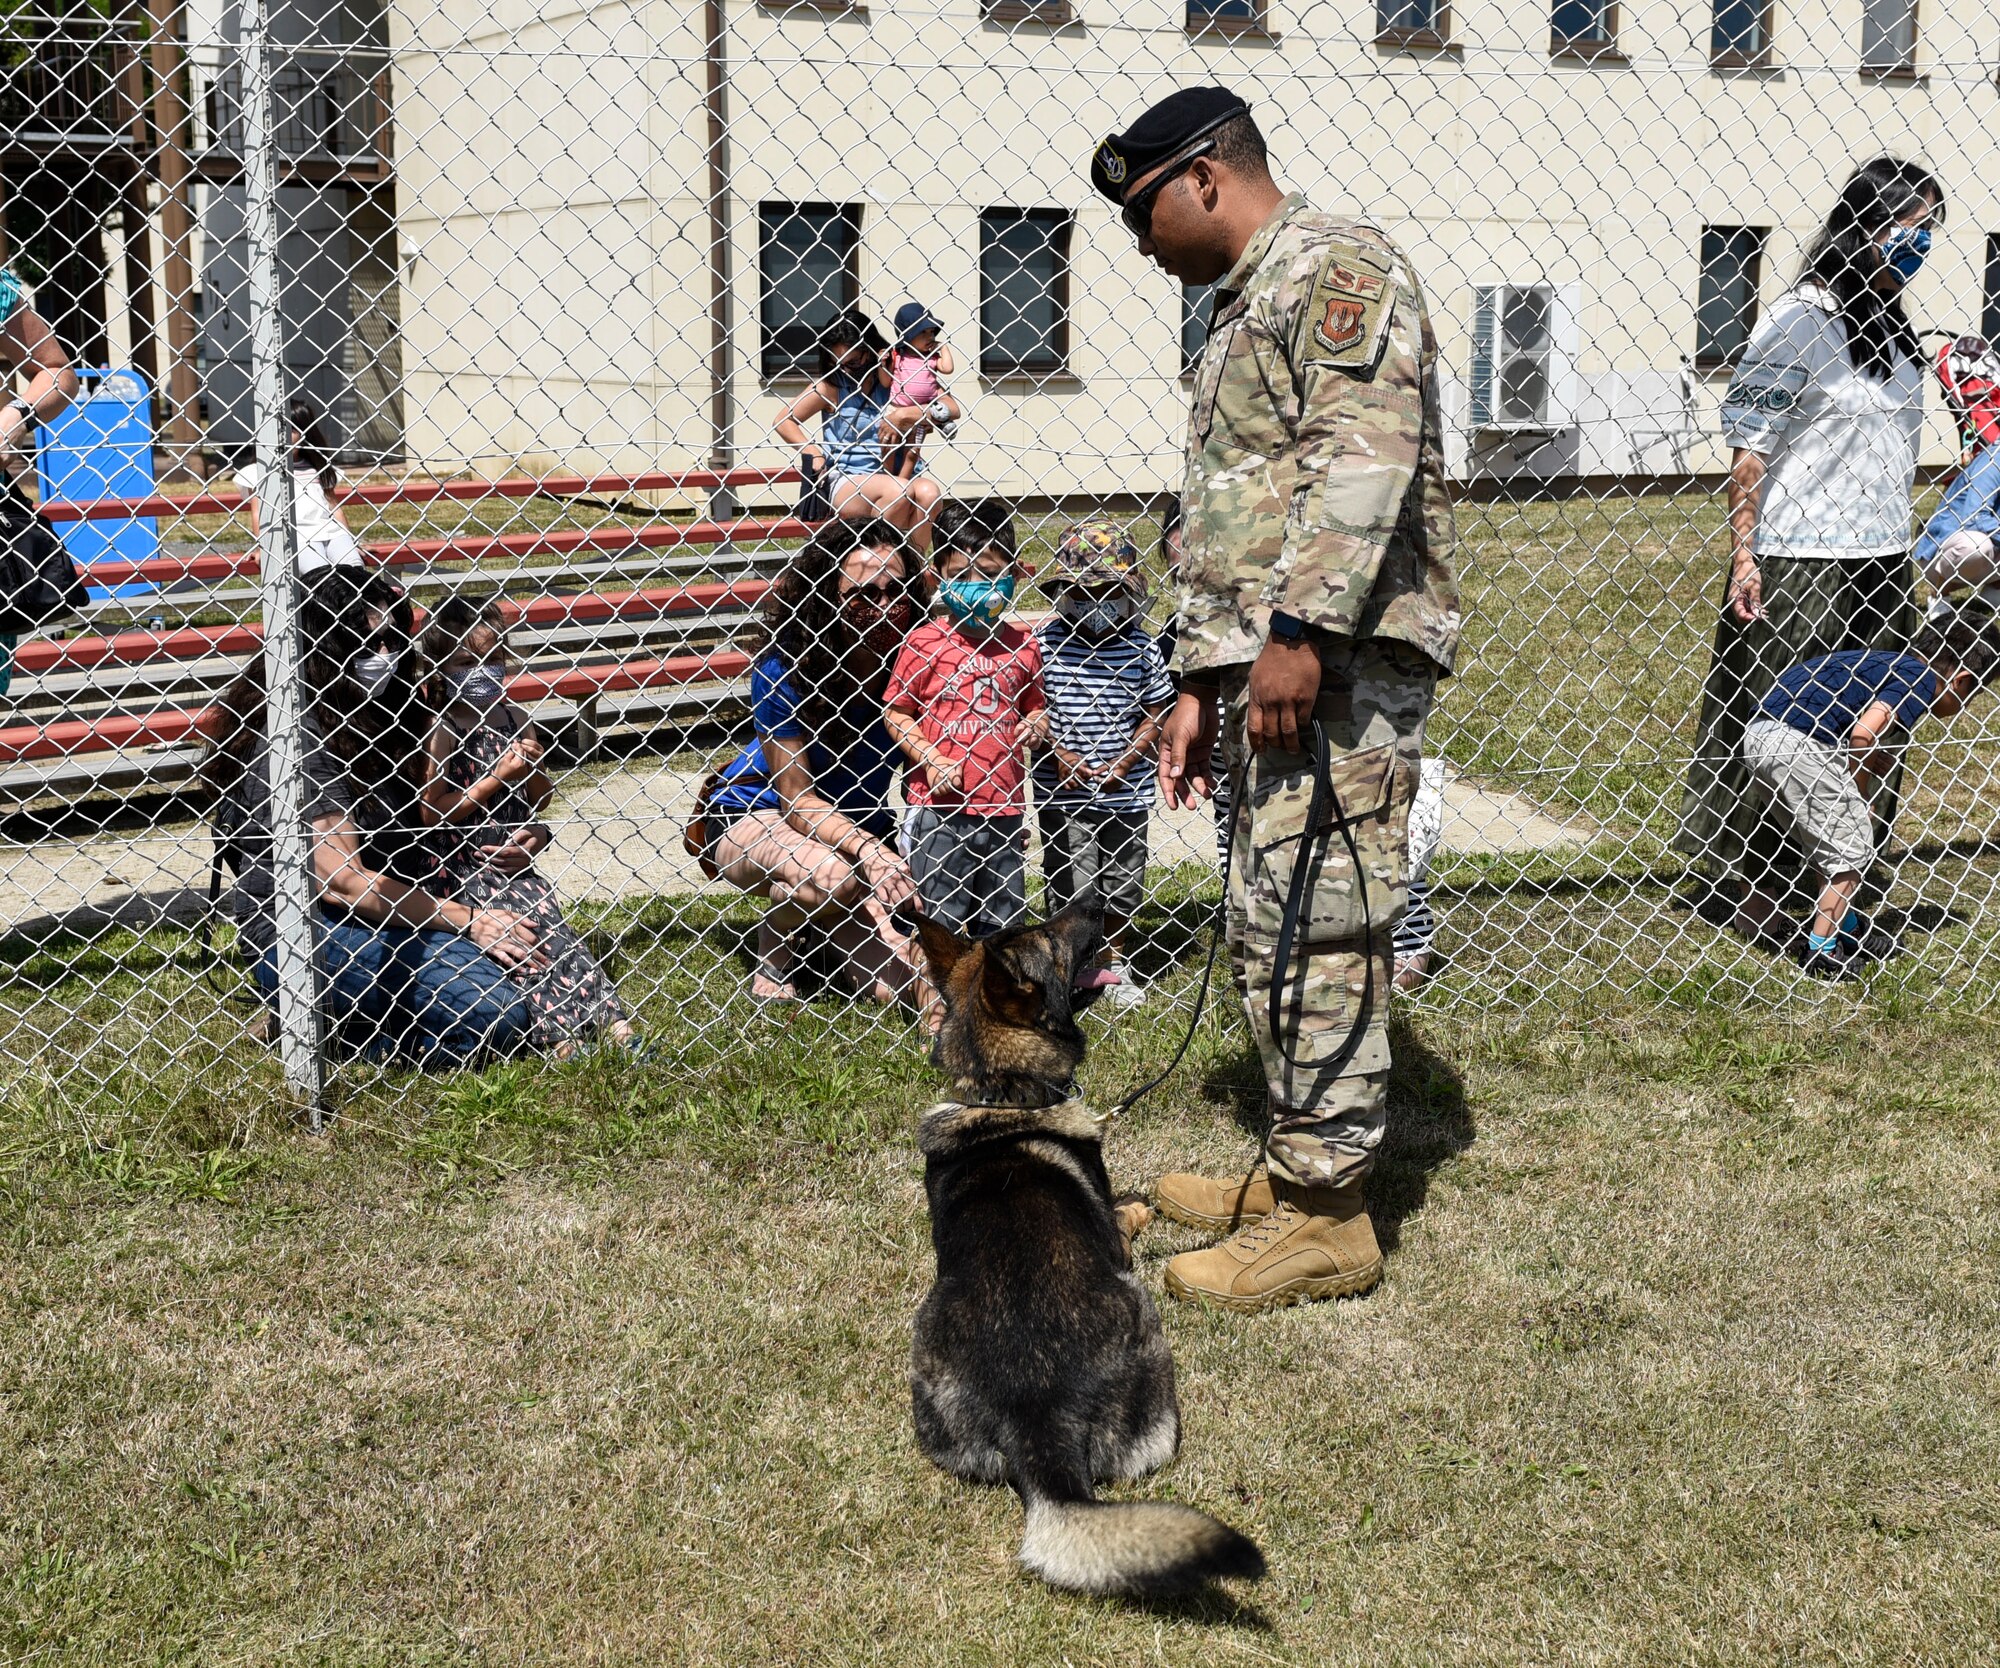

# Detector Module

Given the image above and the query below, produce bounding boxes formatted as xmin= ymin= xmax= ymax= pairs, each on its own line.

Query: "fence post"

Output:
xmin=240 ymin=0 xmax=327 ymax=1126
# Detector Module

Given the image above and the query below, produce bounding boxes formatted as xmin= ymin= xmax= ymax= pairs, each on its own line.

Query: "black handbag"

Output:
xmin=797 ymin=453 xmax=835 ymax=524
xmin=0 ymin=483 xmax=88 ymax=634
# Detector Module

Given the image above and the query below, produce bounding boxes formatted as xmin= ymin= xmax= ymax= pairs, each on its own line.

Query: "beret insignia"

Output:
xmin=1098 ymin=143 xmax=1127 ymax=185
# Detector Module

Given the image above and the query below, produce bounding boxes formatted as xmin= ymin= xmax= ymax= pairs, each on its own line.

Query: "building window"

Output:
xmin=1470 ymin=285 xmax=1559 ymax=427
xmin=1695 ymin=226 xmax=1766 ymax=367
xmin=1983 ymin=234 xmax=2000 ymax=346
xmin=1710 ymin=0 xmax=1773 ymax=65
xmin=1181 ymin=281 xmax=1219 ymax=375
xmin=984 ymin=0 xmax=1072 ymax=23
xmin=979 ymin=209 xmax=1070 ymax=376
xmin=1376 ymin=0 xmax=1448 ymax=46
xmin=1188 ymin=0 xmax=1265 ymax=32
xmin=1551 ymin=0 xmax=1618 ymax=56
xmin=758 ymin=203 xmax=859 ymax=379
xmin=1860 ymin=0 xmax=1917 ymax=74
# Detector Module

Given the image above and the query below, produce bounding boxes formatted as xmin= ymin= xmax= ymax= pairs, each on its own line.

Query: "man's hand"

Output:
xmin=1158 ymin=689 xmax=1218 ymax=810
xmin=1246 ymin=637 xmax=1321 ymax=754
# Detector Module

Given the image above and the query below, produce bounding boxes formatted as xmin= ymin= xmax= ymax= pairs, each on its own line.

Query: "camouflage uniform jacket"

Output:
xmin=1176 ymin=192 xmax=1460 ymax=678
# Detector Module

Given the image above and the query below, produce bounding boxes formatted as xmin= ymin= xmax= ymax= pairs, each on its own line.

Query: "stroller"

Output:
xmin=1915 ymin=333 xmax=2000 ymax=591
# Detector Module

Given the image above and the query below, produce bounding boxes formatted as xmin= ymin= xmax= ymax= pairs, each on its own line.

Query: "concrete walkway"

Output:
xmin=0 ymin=762 xmax=1598 ymax=941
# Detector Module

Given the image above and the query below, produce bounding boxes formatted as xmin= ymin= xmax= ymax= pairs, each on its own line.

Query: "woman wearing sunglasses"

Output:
xmin=702 ymin=518 xmax=932 ymax=1010
xmin=1678 ymin=157 xmax=1945 ymax=941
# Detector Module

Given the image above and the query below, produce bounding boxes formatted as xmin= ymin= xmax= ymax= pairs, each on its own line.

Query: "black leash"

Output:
xmin=1106 ymin=718 xmax=1375 ymax=1122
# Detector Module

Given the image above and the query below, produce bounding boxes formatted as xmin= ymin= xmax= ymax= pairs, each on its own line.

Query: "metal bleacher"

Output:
xmin=0 ymin=468 xmax=804 ymax=812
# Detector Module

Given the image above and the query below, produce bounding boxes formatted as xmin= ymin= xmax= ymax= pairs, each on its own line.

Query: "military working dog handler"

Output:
xmin=1094 ymin=88 xmax=1461 ymax=1311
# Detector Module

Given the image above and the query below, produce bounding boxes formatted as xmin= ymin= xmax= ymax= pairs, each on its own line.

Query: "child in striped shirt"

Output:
xmin=1033 ymin=522 xmax=1176 ymax=1008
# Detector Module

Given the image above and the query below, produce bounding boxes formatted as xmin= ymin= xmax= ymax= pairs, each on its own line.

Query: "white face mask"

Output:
xmin=447 ymin=663 xmax=509 ymax=710
xmin=1056 ymin=592 xmax=1134 ymax=636
xmin=351 ymin=649 xmax=397 ymax=690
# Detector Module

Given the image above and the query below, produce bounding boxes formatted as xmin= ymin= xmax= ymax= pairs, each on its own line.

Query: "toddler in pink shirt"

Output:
xmin=882 ymin=302 xmax=962 ymax=480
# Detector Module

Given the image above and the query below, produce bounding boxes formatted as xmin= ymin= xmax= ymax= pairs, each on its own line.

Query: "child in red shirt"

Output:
xmin=884 ymin=500 xmax=1045 ymax=936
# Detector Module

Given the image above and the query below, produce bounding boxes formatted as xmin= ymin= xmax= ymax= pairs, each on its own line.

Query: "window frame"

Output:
xmin=1708 ymin=0 xmax=1775 ymax=69
xmin=983 ymin=0 xmax=1074 ymax=24
xmin=1187 ymin=0 xmax=1271 ymax=39
xmin=1181 ymin=280 xmax=1220 ymax=378
xmin=1693 ymin=224 xmax=1768 ymax=371
xmin=756 ymin=200 xmax=862 ymax=382
xmin=1550 ymin=0 xmax=1621 ymax=61
xmin=977 ymin=207 xmax=1073 ymax=379
xmin=1374 ymin=0 xmax=1451 ymax=49
xmin=1982 ymin=234 xmax=2000 ymax=348
xmin=1859 ymin=0 xmax=1920 ymax=78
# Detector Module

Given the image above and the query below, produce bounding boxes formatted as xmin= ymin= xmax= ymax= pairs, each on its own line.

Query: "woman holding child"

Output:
xmin=774 ymin=311 xmax=942 ymax=553
xmin=706 ymin=518 xmax=932 ymax=1008
xmin=1678 ymin=157 xmax=1945 ymax=937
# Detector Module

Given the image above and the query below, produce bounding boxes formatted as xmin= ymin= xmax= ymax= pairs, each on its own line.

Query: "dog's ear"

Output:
xmin=915 ymin=913 xmax=970 ymax=981
xmin=979 ymin=938 xmax=1045 ymax=1027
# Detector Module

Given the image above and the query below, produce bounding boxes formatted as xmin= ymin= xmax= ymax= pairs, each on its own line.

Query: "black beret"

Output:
xmin=1091 ymin=86 xmax=1251 ymax=203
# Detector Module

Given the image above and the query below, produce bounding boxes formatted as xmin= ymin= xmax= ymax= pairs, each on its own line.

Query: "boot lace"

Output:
xmin=1231 ymin=1201 xmax=1300 ymax=1257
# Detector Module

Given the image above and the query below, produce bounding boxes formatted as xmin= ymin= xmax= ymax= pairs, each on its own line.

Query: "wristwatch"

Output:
xmin=1268 ymin=610 xmax=1310 ymax=645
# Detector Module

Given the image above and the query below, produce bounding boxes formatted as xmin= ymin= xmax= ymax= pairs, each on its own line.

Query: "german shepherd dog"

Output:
xmin=910 ymin=902 xmax=1265 ymax=1598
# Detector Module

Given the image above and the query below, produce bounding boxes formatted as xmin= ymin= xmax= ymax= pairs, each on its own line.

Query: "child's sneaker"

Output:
xmin=1837 ymin=912 xmax=1899 ymax=964
xmin=1103 ymin=961 xmax=1147 ymax=1010
xmin=1798 ymin=943 xmax=1865 ymax=983
xmin=927 ymin=399 xmax=958 ymax=438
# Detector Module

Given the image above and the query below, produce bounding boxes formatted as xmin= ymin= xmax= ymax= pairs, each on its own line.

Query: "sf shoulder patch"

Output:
xmin=1308 ymin=251 xmax=1394 ymax=369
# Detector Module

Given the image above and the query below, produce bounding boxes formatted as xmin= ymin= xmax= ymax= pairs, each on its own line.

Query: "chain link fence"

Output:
xmin=3 ymin=0 xmax=1998 ymax=1117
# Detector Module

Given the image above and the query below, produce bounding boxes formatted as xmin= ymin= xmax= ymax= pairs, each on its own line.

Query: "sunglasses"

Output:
xmin=842 ymin=581 xmax=905 ymax=605
xmin=1120 ymin=139 xmax=1218 ymax=240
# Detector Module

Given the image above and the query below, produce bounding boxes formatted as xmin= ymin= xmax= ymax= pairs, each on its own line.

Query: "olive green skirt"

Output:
xmin=1675 ymin=551 xmax=1917 ymax=895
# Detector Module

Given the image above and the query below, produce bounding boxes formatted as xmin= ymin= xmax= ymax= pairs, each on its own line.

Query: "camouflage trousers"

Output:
xmin=1220 ymin=638 xmax=1434 ymax=1190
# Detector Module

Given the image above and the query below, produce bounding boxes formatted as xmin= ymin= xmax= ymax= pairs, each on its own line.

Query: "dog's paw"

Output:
xmin=1113 ymin=1194 xmax=1155 ymax=1243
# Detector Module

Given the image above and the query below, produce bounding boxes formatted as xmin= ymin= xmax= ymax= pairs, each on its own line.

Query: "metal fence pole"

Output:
xmin=240 ymin=0 xmax=326 ymax=1126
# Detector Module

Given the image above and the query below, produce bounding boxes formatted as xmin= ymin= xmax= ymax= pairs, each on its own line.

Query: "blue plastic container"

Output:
xmin=36 ymin=368 xmax=162 ymax=601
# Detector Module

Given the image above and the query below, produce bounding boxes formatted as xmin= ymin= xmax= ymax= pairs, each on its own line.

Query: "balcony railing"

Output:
xmin=200 ymin=50 xmax=393 ymax=182
xmin=0 ymin=15 xmax=142 ymax=152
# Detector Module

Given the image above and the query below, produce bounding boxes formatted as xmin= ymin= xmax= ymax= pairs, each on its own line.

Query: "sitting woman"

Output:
xmin=704 ymin=518 xmax=930 ymax=1007
xmin=202 ymin=569 xmax=539 ymax=1065
xmin=774 ymin=311 xmax=941 ymax=554
xmin=420 ymin=595 xmax=638 ymax=1057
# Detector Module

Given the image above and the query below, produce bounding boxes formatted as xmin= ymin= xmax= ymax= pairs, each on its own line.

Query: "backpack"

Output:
xmin=1936 ymin=334 xmax=2000 ymax=453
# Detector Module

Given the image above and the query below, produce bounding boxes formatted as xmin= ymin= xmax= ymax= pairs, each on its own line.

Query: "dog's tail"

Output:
xmin=1006 ymin=1432 xmax=1265 ymax=1598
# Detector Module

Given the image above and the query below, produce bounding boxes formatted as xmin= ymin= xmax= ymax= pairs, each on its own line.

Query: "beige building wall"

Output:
xmin=384 ymin=0 xmax=2000 ymax=496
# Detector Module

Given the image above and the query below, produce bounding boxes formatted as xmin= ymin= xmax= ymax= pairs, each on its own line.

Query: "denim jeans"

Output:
xmin=252 ymin=917 xmax=532 ymax=1066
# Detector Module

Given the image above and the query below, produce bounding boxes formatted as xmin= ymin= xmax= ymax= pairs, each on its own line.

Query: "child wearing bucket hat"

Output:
xmin=1033 ymin=521 xmax=1176 ymax=1008
xmin=881 ymin=302 xmax=961 ymax=479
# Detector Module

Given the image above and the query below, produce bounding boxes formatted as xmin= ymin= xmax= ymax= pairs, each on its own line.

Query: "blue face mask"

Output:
xmin=1880 ymin=224 xmax=1932 ymax=286
xmin=939 ymin=574 xmax=1015 ymax=631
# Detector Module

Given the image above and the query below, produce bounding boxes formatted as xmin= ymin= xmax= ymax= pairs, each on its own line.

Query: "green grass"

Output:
xmin=4 ymin=941 xmax=1999 ymax=1662
xmin=4 ymin=488 xmax=1999 ymax=1659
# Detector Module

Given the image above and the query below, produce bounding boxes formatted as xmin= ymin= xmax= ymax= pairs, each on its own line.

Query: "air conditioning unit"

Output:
xmin=1468 ymin=281 xmax=1580 ymax=479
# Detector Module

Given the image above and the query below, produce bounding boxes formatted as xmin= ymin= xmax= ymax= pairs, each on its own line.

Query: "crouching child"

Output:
xmin=1739 ymin=593 xmax=1999 ymax=979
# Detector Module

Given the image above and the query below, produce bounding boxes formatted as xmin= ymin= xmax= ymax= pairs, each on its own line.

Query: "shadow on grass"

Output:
xmin=1120 ymin=1585 xmax=1275 ymax=1629
xmin=1202 ymin=1011 xmax=1472 ymax=1256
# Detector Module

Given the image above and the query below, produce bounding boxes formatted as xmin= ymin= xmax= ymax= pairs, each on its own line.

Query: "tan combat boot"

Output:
xmin=1162 ymin=1180 xmax=1382 ymax=1313
xmin=1153 ymin=1164 xmax=1276 ymax=1236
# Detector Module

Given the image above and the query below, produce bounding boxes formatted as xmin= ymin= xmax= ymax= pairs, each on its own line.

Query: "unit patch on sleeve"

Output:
xmin=1308 ymin=253 xmax=1394 ymax=369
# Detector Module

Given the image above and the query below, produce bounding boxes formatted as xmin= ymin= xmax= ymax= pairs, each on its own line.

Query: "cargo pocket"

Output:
xmin=1245 ymin=741 xmax=1401 ymax=944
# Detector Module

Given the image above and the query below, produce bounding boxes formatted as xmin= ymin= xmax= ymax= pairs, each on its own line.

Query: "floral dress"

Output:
xmin=434 ymin=703 xmax=627 ymax=1048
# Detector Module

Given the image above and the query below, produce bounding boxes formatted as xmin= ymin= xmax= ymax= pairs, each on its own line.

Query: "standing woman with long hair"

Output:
xmin=1678 ymin=157 xmax=1944 ymax=936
